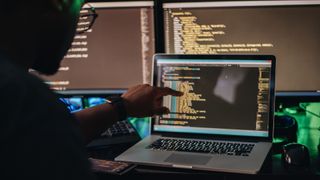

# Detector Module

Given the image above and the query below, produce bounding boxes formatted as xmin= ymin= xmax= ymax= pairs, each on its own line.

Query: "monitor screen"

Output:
xmin=58 ymin=91 xmax=150 ymax=138
xmin=153 ymin=55 xmax=274 ymax=137
xmin=58 ymin=91 xmax=114 ymax=113
xmin=31 ymin=1 xmax=155 ymax=91
xmin=162 ymin=0 xmax=320 ymax=99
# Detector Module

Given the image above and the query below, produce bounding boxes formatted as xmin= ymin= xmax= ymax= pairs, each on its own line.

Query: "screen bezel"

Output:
xmin=157 ymin=0 xmax=320 ymax=102
xmin=151 ymin=54 xmax=276 ymax=142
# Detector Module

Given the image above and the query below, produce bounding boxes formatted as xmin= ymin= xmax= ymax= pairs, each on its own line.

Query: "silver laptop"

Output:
xmin=116 ymin=54 xmax=276 ymax=174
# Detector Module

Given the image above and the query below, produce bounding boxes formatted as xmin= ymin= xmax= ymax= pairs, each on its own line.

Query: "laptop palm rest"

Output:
xmin=165 ymin=153 xmax=211 ymax=165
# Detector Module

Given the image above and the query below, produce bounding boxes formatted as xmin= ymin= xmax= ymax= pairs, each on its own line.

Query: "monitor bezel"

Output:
xmin=56 ymin=89 xmax=126 ymax=96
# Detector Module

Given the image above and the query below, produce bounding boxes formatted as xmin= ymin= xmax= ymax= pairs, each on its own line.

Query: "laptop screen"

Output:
xmin=153 ymin=55 xmax=274 ymax=138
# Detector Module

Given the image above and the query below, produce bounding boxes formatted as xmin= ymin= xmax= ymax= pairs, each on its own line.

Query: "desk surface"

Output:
xmin=89 ymin=103 xmax=320 ymax=178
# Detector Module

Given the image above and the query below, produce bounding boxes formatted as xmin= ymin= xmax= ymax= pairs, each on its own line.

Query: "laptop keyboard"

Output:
xmin=147 ymin=138 xmax=255 ymax=156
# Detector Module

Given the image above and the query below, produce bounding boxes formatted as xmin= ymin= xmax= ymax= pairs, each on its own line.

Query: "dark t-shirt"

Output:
xmin=0 ymin=57 xmax=95 ymax=179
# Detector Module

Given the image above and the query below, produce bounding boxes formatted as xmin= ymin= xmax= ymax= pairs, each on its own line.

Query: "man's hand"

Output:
xmin=121 ymin=84 xmax=183 ymax=117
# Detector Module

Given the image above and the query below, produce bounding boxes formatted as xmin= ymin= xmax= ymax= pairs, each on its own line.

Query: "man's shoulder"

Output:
xmin=0 ymin=57 xmax=68 ymax=125
xmin=0 ymin=57 xmax=51 ymax=97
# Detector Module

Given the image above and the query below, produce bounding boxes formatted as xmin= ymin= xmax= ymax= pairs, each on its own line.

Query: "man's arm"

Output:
xmin=73 ymin=102 xmax=119 ymax=144
xmin=74 ymin=84 xmax=183 ymax=144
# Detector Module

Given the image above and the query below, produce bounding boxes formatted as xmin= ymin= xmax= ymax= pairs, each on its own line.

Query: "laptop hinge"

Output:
xmin=160 ymin=133 xmax=263 ymax=143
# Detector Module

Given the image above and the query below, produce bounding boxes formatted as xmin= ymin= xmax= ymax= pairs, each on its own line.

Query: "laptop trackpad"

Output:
xmin=165 ymin=153 xmax=211 ymax=165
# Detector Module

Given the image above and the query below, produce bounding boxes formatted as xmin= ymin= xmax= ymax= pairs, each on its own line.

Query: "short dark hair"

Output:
xmin=0 ymin=0 xmax=52 ymax=14
xmin=0 ymin=1 xmax=15 ymax=13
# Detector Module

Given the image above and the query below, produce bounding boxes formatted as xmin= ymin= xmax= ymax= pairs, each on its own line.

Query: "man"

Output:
xmin=0 ymin=0 xmax=182 ymax=179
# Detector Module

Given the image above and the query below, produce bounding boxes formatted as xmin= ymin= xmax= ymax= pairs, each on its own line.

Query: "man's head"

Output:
xmin=0 ymin=0 xmax=84 ymax=75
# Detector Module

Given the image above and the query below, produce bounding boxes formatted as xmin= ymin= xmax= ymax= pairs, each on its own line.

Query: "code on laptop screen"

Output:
xmin=154 ymin=59 xmax=272 ymax=137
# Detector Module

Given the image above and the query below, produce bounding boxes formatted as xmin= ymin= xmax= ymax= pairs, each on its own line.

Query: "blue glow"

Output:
xmin=154 ymin=125 xmax=268 ymax=137
xmin=128 ymin=117 xmax=151 ymax=138
xmin=60 ymin=97 xmax=83 ymax=112
xmin=88 ymin=97 xmax=107 ymax=107
xmin=276 ymin=91 xmax=320 ymax=97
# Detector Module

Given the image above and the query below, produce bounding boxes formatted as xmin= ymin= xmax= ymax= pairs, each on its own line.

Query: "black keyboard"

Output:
xmin=101 ymin=120 xmax=137 ymax=137
xmin=147 ymin=138 xmax=255 ymax=156
xmin=87 ymin=120 xmax=141 ymax=148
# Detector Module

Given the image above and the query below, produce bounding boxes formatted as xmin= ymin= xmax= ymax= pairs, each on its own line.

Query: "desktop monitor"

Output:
xmin=31 ymin=0 xmax=155 ymax=92
xmin=29 ymin=1 xmax=154 ymax=137
xmin=160 ymin=0 xmax=320 ymax=102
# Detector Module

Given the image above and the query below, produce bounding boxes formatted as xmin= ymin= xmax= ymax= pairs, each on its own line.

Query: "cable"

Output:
xmin=299 ymin=103 xmax=320 ymax=131
xmin=299 ymin=103 xmax=320 ymax=119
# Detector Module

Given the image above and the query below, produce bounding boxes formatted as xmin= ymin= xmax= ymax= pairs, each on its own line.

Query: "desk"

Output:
xmin=89 ymin=104 xmax=320 ymax=179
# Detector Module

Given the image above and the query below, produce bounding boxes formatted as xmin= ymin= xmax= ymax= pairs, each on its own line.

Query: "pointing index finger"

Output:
xmin=156 ymin=87 xmax=184 ymax=97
